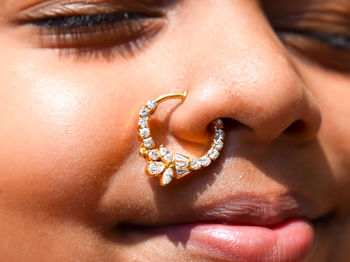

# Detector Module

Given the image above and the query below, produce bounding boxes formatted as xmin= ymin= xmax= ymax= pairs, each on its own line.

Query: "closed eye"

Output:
xmin=276 ymin=29 xmax=350 ymax=51
xmin=21 ymin=10 xmax=165 ymax=60
xmin=30 ymin=12 xmax=158 ymax=29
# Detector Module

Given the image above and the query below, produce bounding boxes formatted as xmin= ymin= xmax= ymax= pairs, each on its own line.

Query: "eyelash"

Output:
xmin=28 ymin=12 xmax=163 ymax=59
xmin=31 ymin=12 xmax=154 ymax=29
xmin=274 ymin=28 xmax=350 ymax=72
xmin=277 ymin=29 xmax=350 ymax=51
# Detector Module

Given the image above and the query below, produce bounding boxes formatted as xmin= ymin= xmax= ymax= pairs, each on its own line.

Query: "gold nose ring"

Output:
xmin=138 ymin=91 xmax=225 ymax=186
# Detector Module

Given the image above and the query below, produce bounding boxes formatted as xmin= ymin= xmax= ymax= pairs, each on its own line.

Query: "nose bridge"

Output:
xmin=218 ymin=4 xmax=295 ymax=79
xmin=168 ymin=0 xmax=321 ymax=143
xmin=181 ymin=0 xmax=302 ymax=98
xmin=183 ymin=1 xmax=280 ymax=69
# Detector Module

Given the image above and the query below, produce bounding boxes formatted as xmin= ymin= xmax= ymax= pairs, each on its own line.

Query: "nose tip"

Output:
xmin=167 ymin=68 xmax=321 ymax=145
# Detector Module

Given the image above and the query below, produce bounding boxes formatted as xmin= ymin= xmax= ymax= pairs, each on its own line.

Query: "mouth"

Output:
xmin=116 ymin=193 xmax=332 ymax=262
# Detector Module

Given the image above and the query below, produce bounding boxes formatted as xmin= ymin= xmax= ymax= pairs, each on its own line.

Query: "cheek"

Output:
xmin=298 ymin=63 xmax=350 ymax=208
xmin=0 ymin=57 xmax=135 ymax=222
xmin=321 ymin=86 xmax=350 ymax=206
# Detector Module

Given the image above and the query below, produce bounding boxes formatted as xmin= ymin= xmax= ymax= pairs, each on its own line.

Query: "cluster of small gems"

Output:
xmin=138 ymin=94 xmax=225 ymax=186
xmin=188 ymin=119 xmax=225 ymax=170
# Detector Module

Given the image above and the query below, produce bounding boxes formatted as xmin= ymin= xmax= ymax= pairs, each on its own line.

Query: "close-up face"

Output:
xmin=0 ymin=0 xmax=349 ymax=261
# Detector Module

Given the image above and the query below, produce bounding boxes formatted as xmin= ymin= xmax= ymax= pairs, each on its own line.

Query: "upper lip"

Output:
xmin=190 ymin=193 xmax=316 ymax=227
xmin=121 ymin=192 xmax=327 ymax=229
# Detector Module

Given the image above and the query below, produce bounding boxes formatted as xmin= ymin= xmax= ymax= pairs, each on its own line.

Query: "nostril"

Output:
xmin=284 ymin=120 xmax=307 ymax=136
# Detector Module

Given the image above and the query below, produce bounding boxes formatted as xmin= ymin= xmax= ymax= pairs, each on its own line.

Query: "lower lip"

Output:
xmin=153 ymin=219 xmax=314 ymax=262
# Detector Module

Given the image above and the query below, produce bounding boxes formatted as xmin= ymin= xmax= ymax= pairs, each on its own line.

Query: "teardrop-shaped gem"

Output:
xmin=161 ymin=167 xmax=174 ymax=185
xmin=146 ymin=161 xmax=165 ymax=176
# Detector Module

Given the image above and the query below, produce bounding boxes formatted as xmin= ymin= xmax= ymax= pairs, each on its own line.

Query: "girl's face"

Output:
xmin=0 ymin=0 xmax=349 ymax=261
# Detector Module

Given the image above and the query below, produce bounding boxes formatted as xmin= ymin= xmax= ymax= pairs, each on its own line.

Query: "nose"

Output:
xmin=168 ymin=1 xmax=321 ymax=145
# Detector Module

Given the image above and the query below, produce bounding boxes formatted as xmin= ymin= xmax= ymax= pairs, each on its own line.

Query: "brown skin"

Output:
xmin=0 ymin=0 xmax=349 ymax=261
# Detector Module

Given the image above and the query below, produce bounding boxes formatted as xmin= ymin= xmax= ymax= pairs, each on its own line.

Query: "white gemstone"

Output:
xmin=174 ymin=153 xmax=189 ymax=170
xmin=146 ymin=99 xmax=157 ymax=110
xmin=147 ymin=161 xmax=165 ymax=176
xmin=200 ymin=156 xmax=211 ymax=167
xmin=176 ymin=168 xmax=190 ymax=178
xmin=175 ymin=161 xmax=187 ymax=169
xmin=190 ymin=160 xmax=201 ymax=170
xmin=215 ymin=129 xmax=225 ymax=140
xmin=174 ymin=153 xmax=189 ymax=163
xmin=143 ymin=138 xmax=154 ymax=149
xmin=139 ymin=107 xmax=150 ymax=117
xmin=162 ymin=168 xmax=174 ymax=185
xmin=208 ymin=148 xmax=219 ymax=160
xmin=148 ymin=149 xmax=159 ymax=160
xmin=160 ymin=147 xmax=172 ymax=163
xmin=139 ymin=128 xmax=150 ymax=138
xmin=138 ymin=117 xmax=149 ymax=128
xmin=213 ymin=139 xmax=224 ymax=150
xmin=213 ymin=119 xmax=224 ymax=129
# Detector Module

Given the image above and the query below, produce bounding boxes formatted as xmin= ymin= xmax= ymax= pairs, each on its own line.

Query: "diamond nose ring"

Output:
xmin=138 ymin=91 xmax=225 ymax=186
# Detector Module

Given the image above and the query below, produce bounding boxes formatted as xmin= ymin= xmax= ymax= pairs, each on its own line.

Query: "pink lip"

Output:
xmin=148 ymin=219 xmax=314 ymax=262
xmin=117 ymin=193 xmax=321 ymax=261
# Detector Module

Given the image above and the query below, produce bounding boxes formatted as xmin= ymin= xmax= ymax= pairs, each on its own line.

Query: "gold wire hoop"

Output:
xmin=138 ymin=91 xmax=225 ymax=186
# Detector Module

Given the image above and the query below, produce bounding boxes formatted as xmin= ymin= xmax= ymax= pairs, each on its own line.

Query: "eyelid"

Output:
xmin=270 ymin=11 xmax=350 ymax=38
xmin=277 ymin=29 xmax=350 ymax=51
xmin=14 ymin=0 xmax=164 ymax=25
xmin=12 ymin=0 xmax=168 ymax=61
xmin=266 ymin=8 xmax=350 ymax=71
xmin=278 ymin=32 xmax=350 ymax=73
xmin=33 ymin=18 xmax=164 ymax=48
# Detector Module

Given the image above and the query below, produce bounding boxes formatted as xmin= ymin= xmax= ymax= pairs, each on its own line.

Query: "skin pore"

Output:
xmin=0 ymin=0 xmax=349 ymax=261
